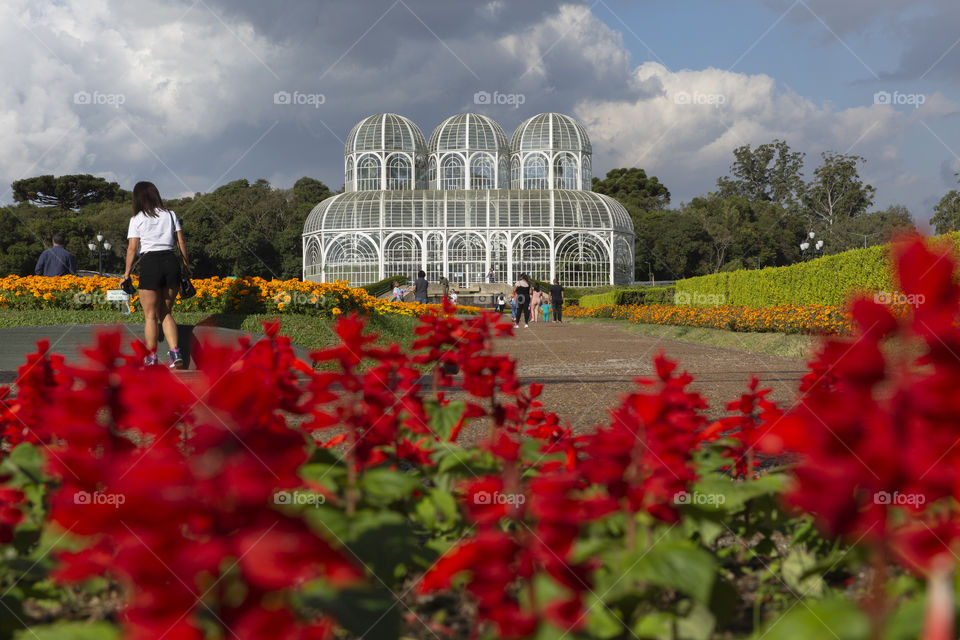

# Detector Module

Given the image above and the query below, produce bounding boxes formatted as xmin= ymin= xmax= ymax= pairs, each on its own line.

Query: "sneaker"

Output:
xmin=168 ymin=348 xmax=184 ymax=370
xmin=143 ymin=353 xmax=158 ymax=366
xmin=524 ymin=324 xmax=529 ymax=328
xmin=514 ymin=324 xmax=519 ymax=329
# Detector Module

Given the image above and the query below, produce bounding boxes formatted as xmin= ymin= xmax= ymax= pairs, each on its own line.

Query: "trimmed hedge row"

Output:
xmin=675 ymin=232 xmax=960 ymax=307
xmin=580 ymin=285 xmax=676 ymax=309
xmin=362 ymin=275 xmax=410 ymax=298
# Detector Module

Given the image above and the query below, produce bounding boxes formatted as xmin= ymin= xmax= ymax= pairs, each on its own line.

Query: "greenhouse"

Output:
xmin=303 ymin=112 xmax=634 ymax=288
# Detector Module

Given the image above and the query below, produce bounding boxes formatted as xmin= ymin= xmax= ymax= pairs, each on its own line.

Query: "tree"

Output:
xmin=716 ymin=140 xmax=806 ymax=208
xmin=802 ymin=152 xmax=876 ymax=231
xmin=11 ymin=174 xmax=126 ymax=210
xmin=686 ymin=196 xmax=751 ymax=273
xmin=592 ymin=168 xmax=671 ymax=212
xmin=829 ymin=205 xmax=915 ymax=252
xmin=930 ymin=190 xmax=960 ymax=234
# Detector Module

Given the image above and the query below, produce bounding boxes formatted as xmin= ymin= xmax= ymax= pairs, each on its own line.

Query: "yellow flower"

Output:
xmin=332 ymin=307 xmax=342 ymax=315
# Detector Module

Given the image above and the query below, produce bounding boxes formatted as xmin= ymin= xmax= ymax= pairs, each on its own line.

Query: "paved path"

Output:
xmin=480 ymin=320 xmax=809 ymax=434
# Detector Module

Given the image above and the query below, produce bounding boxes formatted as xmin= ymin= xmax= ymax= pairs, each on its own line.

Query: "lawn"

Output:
xmin=568 ymin=316 xmax=818 ymax=360
xmin=0 ymin=309 xmax=419 ymax=352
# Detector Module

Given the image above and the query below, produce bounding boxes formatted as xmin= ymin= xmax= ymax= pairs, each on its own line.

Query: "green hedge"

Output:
xmin=579 ymin=285 xmax=676 ymax=308
xmin=674 ymin=232 xmax=960 ymax=307
xmin=362 ymin=275 xmax=409 ymax=298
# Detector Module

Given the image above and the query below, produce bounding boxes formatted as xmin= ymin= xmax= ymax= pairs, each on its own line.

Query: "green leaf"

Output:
xmin=347 ymin=510 xmax=437 ymax=583
xmin=358 ymin=468 xmax=421 ymax=506
xmin=424 ymin=399 xmax=465 ymax=441
xmin=756 ymin=597 xmax=869 ymax=640
xmin=630 ymin=540 xmax=717 ymax=605
xmin=12 ymin=622 xmax=120 ymax=640
xmin=300 ymin=583 xmax=400 ymax=640
xmin=4 ymin=443 xmax=46 ymax=485
xmin=585 ymin=592 xmax=624 ymax=639
xmin=299 ymin=461 xmax=346 ymax=491
xmin=781 ymin=547 xmax=825 ymax=597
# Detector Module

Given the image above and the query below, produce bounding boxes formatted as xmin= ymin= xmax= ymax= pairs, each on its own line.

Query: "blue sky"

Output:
xmin=1 ymin=0 xmax=958 ymax=227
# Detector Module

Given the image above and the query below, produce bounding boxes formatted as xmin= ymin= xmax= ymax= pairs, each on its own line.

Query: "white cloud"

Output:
xmin=577 ymin=62 xmax=947 ymax=219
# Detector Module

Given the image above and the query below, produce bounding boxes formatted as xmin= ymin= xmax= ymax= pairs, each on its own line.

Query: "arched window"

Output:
xmin=510 ymin=156 xmax=521 ymax=189
xmin=357 ymin=155 xmax=380 ymax=191
xmin=556 ymin=233 xmax=608 ymax=288
xmin=345 ymin=157 xmax=354 ymax=191
xmin=490 ymin=232 xmax=508 ymax=283
xmin=305 ymin=238 xmax=322 ymax=280
xmin=383 ymin=233 xmax=421 ymax=282
xmin=581 ymin=156 xmax=592 ymax=190
xmin=324 ymin=234 xmax=380 ymax=285
xmin=614 ymin=236 xmax=633 ymax=284
xmin=513 ymin=233 xmax=550 ymax=283
xmin=554 ymin=153 xmax=578 ymax=190
xmin=523 ymin=155 xmax=548 ymax=190
xmin=425 ymin=232 xmax=445 ymax=283
xmin=470 ymin=154 xmax=495 ymax=190
xmin=447 ymin=232 xmax=486 ymax=287
xmin=386 ymin=155 xmax=411 ymax=190
xmin=428 ymin=157 xmax=437 ymax=189
xmin=440 ymin=155 xmax=464 ymax=190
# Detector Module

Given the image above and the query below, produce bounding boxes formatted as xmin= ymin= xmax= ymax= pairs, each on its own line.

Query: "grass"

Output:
xmin=568 ymin=317 xmax=818 ymax=360
xmin=0 ymin=309 xmax=419 ymax=352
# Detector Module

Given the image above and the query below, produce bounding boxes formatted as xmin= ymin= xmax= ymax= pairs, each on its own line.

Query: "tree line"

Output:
xmin=0 ymin=175 xmax=331 ymax=279
xmin=591 ymin=140 xmax=922 ymax=281
xmin=1 ymin=138 xmax=955 ymax=281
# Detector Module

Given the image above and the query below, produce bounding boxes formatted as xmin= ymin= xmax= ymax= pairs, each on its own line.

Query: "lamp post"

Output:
xmin=800 ymin=231 xmax=819 ymax=261
xmin=88 ymin=233 xmax=111 ymax=275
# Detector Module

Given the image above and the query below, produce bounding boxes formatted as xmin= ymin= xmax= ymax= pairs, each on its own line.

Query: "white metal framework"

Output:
xmin=306 ymin=112 xmax=634 ymax=287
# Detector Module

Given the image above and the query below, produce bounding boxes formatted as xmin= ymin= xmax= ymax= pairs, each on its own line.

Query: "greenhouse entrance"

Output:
xmin=447 ymin=233 xmax=486 ymax=287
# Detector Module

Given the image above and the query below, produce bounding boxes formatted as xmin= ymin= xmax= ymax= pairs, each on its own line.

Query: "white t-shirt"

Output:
xmin=127 ymin=209 xmax=182 ymax=253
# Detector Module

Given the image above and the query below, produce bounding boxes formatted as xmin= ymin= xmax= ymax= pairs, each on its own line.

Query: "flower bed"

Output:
xmin=0 ymin=238 xmax=957 ymax=639
xmin=564 ymin=301 xmax=915 ymax=335
xmin=0 ymin=275 xmax=481 ymax=317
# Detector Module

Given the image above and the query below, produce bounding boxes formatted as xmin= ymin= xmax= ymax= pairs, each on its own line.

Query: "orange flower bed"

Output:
xmin=564 ymin=302 xmax=912 ymax=335
xmin=0 ymin=275 xmax=481 ymax=318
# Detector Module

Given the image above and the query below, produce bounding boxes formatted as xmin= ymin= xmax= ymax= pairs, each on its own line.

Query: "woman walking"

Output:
xmin=530 ymin=284 xmax=542 ymax=324
xmin=122 ymin=181 xmax=190 ymax=369
xmin=512 ymin=273 xmax=532 ymax=328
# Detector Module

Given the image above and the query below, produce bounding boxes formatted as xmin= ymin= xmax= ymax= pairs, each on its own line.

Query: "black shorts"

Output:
xmin=139 ymin=251 xmax=180 ymax=291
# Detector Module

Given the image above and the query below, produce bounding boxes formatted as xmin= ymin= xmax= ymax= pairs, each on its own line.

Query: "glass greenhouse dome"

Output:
xmin=304 ymin=112 xmax=635 ymax=288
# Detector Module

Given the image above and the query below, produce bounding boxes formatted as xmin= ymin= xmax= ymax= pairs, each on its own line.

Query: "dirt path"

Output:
xmin=465 ymin=320 xmax=809 ymax=436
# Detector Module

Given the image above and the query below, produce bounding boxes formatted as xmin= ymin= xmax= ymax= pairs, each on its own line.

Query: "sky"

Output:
xmin=2 ymin=0 xmax=959 ymax=229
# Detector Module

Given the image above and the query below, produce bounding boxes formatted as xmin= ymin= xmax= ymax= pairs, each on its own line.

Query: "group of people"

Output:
xmin=505 ymin=275 xmax=563 ymax=328
xmin=392 ymin=272 xmax=457 ymax=304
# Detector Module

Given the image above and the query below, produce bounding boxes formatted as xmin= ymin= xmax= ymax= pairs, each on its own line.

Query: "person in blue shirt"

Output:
xmin=35 ymin=233 xmax=76 ymax=276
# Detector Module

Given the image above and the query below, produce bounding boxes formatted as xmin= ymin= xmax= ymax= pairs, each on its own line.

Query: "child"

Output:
xmin=542 ymin=297 xmax=551 ymax=322
xmin=510 ymin=292 xmax=518 ymax=324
